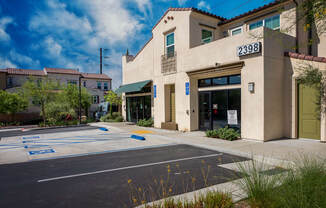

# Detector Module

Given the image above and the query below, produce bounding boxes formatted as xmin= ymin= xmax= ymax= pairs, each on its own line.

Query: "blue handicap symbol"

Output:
xmin=29 ymin=149 xmax=55 ymax=155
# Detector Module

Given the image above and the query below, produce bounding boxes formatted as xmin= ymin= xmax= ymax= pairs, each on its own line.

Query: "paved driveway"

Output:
xmin=0 ymin=144 xmax=249 ymax=208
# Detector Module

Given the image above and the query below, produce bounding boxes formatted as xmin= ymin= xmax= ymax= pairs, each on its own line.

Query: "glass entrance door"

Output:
xmin=199 ymin=89 xmax=241 ymax=131
xmin=199 ymin=92 xmax=211 ymax=130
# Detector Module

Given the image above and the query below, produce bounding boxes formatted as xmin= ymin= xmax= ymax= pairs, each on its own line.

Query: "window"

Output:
xmin=201 ymin=29 xmax=213 ymax=44
xmin=7 ymin=77 xmax=13 ymax=87
xmin=67 ymin=80 xmax=77 ymax=85
xmin=97 ymin=82 xmax=102 ymax=90
xmin=249 ymin=20 xmax=263 ymax=30
xmin=229 ymin=75 xmax=241 ymax=84
xmin=249 ymin=15 xmax=280 ymax=31
xmin=212 ymin=77 xmax=227 ymax=85
xmin=92 ymin=95 xmax=99 ymax=104
xmin=198 ymin=74 xmax=241 ymax=88
xmin=265 ymin=15 xmax=280 ymax=30
xmin=166 ymin=32 xmax=175 ymax=57
xmin=104 ymin=82 xmax=108 ymax=90
xmin=198 ymin=79 xmax=211 ymax=87
xmin=231 ymin=26 xmax=242 ymax=36
xmin=83 ymin=81 xmax=86 ymax=87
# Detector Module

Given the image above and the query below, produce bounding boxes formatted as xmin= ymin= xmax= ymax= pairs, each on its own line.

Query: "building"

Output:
xmin=118 ymin=0 xmax=326 ymax=142
xmin=0 ymin=67 xmax=112 ymax=121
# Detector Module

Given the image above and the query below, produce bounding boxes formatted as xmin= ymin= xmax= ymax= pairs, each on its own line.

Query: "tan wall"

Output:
xmin=318 ymin=33 xmax=326 ymax=57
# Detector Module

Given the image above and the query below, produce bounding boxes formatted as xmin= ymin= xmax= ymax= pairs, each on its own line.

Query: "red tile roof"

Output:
xmin=7 ymin=68 xmax=45 ymax=76
xmin=45 ymin=67 xmax=80 ymax=75
xmin=81 ymin=73 xmax=111 ymax=80
xmin=219 ymin=0 xmax=289 ymax=25
xmin=284 ymin=52 xmax=326 ymax=63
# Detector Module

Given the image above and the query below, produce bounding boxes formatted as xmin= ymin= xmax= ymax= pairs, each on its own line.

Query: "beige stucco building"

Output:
xmin=0 ymin=68 xmax=112 ymax=122
xmin=119 ymin=0 xmax=326 ymax=142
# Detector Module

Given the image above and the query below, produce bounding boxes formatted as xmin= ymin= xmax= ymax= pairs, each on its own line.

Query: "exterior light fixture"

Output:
xmin=248 ymin=82 xmax=255 ymax=93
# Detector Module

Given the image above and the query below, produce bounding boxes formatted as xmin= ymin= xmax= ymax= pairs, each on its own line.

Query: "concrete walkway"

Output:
xmin=94 ymin=122 xmax=326 ymax=166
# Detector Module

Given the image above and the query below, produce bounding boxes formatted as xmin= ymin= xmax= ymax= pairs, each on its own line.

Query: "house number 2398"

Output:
xmin=237 ymin=42 xmax=261 ymax=57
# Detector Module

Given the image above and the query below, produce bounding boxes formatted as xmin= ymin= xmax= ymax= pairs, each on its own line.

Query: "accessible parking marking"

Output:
xmin=29 ymin=149 xmax=55 ymax=155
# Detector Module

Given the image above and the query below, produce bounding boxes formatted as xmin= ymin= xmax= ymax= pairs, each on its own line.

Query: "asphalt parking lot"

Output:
xmin=0 ymin=143 xmax=249 ymax=208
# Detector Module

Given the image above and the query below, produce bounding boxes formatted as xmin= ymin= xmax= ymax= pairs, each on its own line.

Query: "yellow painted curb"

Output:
xmin=131 ymin=130 xmax=153 ymax=134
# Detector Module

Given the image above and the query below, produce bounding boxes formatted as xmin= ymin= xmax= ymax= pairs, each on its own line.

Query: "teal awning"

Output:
xmin=115 ymin=80 xmax=151 ymax=94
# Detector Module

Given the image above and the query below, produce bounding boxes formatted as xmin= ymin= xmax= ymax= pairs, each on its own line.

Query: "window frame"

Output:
xmin=198 ymin=74 xmax=241 ymax=88
xmin=249 ymin=14 xmax=280 ymax=31
xmin=83 ymin=81 xmax=86 ymax=87
xmin=7 ymin=77 xmax=13 ymax=87
xmin=67 ymin=80 xmax=77 ymax=85
xmin=92 ymin=95 xmax=99 ymax=104
xmin=201 ymin=29 xmax=213 ymax=44
xmin=230 ymin=26 xmax=242 ymax=36
xmin=165 ymin=32 xmax=175 ymax=57
xmin=104 ymin=82 xmax=108 ymax=90
xmin=97 ymin=82 xmax=102 ymax=90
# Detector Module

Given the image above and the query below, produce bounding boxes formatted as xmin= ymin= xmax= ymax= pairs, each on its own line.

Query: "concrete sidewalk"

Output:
xmin=94 ymin=122 xmax=326 ymax=166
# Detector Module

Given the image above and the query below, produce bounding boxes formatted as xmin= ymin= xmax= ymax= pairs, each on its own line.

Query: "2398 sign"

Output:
xmin=237 ymin=42 xmax=261 ymax=57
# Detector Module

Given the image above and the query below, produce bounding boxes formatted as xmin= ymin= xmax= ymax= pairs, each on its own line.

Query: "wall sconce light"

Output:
xmin=248 ymin=82 xmax=255 ymax=93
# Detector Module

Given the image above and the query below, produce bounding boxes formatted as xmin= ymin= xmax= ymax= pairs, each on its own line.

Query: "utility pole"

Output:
xmin=79 ymin=74 xmax=82 ymax=125
xmin=100 ymin=48 xmax=103 ymax=74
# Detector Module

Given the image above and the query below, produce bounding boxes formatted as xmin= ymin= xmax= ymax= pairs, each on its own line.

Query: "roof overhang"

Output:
xmin=186 ymin=61 xmax=244 ymax=79
xmin=115 ymin=80 xmax=152 ymax=94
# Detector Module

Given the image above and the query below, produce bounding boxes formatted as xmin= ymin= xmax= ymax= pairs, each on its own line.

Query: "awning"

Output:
xmin=115 ymin=80 xmax=151 ymax=94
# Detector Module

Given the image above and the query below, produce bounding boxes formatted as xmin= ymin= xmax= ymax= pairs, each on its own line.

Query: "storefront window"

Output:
xmin=198 ymin=79 xmax=211 ymax=87
xmin=212 ymin=77 xmax=227 ymax=85
xmin=229 ymin=75 xmax=241 ymax=84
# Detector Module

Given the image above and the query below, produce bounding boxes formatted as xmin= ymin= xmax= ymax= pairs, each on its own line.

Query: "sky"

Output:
xmin=0 ymin=0 xmax=275 ymax=89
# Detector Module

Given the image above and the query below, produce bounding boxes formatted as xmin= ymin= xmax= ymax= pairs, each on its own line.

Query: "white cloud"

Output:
xmin=9 ymin=50 xmax=41 ymax=68
xmin=0 ymin=56 xmax=17 ymax=68
xmin=43 ymin=36 xmax=62 ymax=57
xmin=178 ymin=0 xmax=188 ymax=6
xmin=0 ymin=17 xmax=13 ymax=42
xmin=197 ymin=1 xmax=211 ymax=10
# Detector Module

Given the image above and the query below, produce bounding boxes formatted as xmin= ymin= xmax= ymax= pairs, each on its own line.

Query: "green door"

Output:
xmin=298 ymin=84 xmax=320 ymax=139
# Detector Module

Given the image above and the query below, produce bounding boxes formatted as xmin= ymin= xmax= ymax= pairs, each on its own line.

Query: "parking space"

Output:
xmin=0 ymin=144 xmax=251 ymax=208
xmin=0 ymin=126 xmax=175 ymax=164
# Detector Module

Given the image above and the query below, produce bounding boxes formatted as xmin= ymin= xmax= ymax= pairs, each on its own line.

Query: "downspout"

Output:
xmin=293 ymin=0 xmax=299 ymax=53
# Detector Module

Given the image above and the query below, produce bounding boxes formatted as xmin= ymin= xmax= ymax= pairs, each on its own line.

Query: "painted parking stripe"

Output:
xmin=37 ymin=153 xmax=223 ymax=183
xmin=29 ymin=149 xmax=55 ymax=155
xmin=22 ymin=136 xmax=40 ymax=139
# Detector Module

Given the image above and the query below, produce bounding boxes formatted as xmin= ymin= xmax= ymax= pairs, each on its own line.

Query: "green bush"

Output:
xmin=100 ymin=113 xmax=123 ymax=122
xmin=205 ymin=130 xmax=219 ymax=138
xmin=205 ymin=126 xmax=239 ymax=141
xmin=112 ymin=112 xmax=121 ymax=119
xmin=100 ymin=114 xmax=111 ymax=122
xmin=137 ymin=118 xmax=153 ymax=127
xmin=217 ymin=126 xmax=240 ymax=141
xmin=114 ymin=116 xmax=123 ymax=122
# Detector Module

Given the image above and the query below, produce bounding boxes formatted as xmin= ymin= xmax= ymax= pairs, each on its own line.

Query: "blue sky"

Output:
xmin=0 ymin=0 xmax=274 ymax=89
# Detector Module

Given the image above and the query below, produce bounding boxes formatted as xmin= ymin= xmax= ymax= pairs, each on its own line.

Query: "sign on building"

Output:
xmin=237 ymin=42 xmax=261 ymax=57
xmin=154 ymin=85 xmax=157 ymax=98
xmin=185 ymin=82 xmax=189 ymax=95
xmin=227 ymin=110 xmax=238 ymax=125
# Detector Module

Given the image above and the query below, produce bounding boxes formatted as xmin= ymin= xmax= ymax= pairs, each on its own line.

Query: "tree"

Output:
xmin=105 ymin=90 xmax=122 ymax=115
xmin=61 ymin=84 xmax=91 ymax=117
xmin=22 ymin=78 xmax=58 ymax=124
xmin=0 ymin=90 xmax=28 ymax=121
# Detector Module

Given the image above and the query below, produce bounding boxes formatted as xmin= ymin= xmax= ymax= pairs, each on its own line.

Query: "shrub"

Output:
xmin=112 ymin=112 xmax=121 ymax=119
xmin=137 ymin=118 xmax=153 ymax=127
xmin=205 ymin=127 xmax=240 ymax=141
xmin=114 ymin=116 xmax=123 ymax=122
xmin=205 ymin=130 xmax=219 ymax=138
xmin=217 ymin=126 xmax=240 ymax=141
xmin=100 ymin=114 xmax=111 ymax=122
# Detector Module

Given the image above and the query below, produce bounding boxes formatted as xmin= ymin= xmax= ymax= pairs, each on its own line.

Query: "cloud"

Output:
xmin=0 ymin=56 xmax=17 ymax=68
xmin=9 ymin=50 xmax=41 ymax=68
xmin=43 ymin=36 xmax=62 ymax=57
xmin=178 ymin=0 xmax=188 ymax=6
xmin=197 ymin=1 xmax=211 ymax=10
xmin=0 ymin=17 xmax=14 ymax=42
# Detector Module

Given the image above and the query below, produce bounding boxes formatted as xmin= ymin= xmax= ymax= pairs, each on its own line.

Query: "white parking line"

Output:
xmin=38 ymin=153 xmax=223 ymax=183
